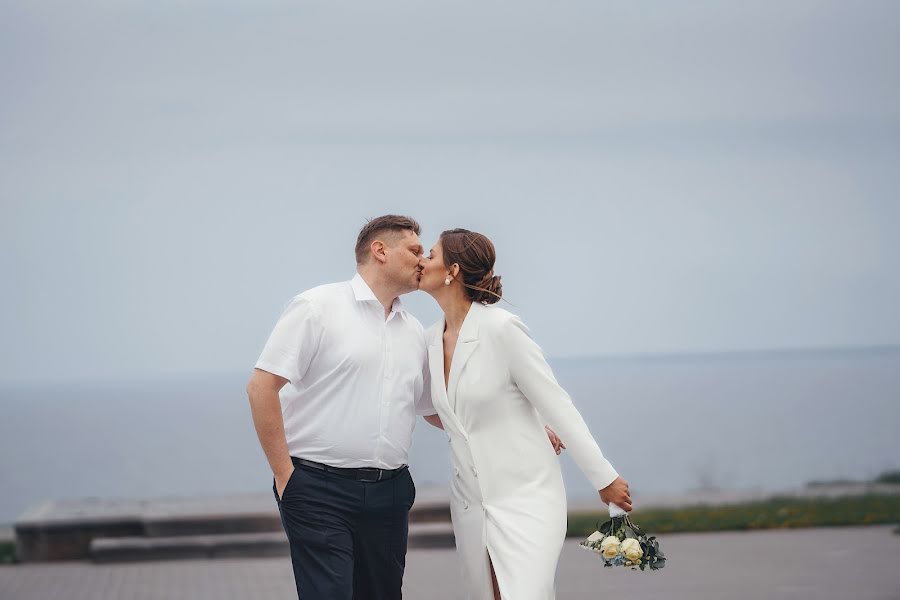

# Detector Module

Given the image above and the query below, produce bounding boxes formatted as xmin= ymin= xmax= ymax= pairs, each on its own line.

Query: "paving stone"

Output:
xmin=2 ymin=527 xmax=898 ymax=600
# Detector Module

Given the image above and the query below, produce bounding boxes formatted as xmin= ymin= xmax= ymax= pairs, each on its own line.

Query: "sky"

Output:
xmin=2 ymin=0 xmax=899 ymax=384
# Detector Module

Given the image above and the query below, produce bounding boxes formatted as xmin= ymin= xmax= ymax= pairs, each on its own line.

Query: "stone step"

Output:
xmin=408 ymin=521 xmax=456 ymax=549
xmin=89 ymin=522 xmax=455 ymax=563
xmin=16 ymin=489 xmax=452 ymax=562
xmin=90 ymin=532 xmax=289 ymax=563
xmin=144 ymin=512 xmax=284 ymax=537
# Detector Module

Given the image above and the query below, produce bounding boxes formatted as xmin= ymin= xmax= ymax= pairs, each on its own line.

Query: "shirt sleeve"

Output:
xmin=500 ymin=315 xmax=619 ymax=491
xmin=254 ymin=296 xmax=322 ymax=385
xmin=415 ymin=347 xmax=437 ymax=416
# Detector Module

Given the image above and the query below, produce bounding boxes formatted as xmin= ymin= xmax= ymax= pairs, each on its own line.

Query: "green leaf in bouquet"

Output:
xmin=599 ymin=520 xmax=612 ymax=535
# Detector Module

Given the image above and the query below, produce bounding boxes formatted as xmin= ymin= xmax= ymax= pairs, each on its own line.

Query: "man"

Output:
xmin=247 ymin=215 xmax=432 ymax=599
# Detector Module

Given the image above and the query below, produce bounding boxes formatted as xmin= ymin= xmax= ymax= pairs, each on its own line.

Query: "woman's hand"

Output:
xmin=423 ymin=414 xmax=444 ymax=430
xmin=545 ymin=425 xmax=566 ymax=455
xmin=599 ymin=476 xmax=633 ymax=511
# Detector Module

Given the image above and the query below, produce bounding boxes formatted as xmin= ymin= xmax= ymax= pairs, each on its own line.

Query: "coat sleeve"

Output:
xmin=416 ymin=346 xmax=437 ymax=416
xmin=500 ymin=315 xmax=619 ymax=491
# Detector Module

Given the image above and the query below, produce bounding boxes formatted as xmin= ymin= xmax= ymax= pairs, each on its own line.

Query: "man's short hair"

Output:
xmin=355 ymin=215 xmax=421 ymax=264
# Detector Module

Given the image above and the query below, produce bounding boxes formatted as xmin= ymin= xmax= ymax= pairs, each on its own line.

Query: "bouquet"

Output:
xmin=579 ymin=504 xmax=666 ymax=571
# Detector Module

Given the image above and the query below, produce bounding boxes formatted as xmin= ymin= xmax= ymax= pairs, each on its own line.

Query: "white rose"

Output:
xmin=600 ymin=535 xmax=620 ymax=559
xmin=599 ymin=535 xmax=620 ymax=549
xmin=621 ymin=538 xmax=643 ymax=562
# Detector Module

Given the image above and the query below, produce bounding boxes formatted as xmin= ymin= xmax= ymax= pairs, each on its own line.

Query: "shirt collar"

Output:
xmin=351 ymin=273 xmax=408 ymax=318
xmin=351 ymin=273 xmax=378 ymax=303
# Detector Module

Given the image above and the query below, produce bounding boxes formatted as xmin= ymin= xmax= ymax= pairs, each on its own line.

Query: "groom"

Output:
xmin=247 ymin=215 xmax=434 ymax=599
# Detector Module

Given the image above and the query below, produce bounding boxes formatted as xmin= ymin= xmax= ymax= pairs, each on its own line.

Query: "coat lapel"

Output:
xmin=428 ymin=326 xmax=465 ymax=435
xmin=447 ymin=303 xmax=481 ymax=410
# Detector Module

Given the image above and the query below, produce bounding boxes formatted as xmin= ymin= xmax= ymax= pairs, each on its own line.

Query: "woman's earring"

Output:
xmin=444 ymin=276 xmax=452 ymax=286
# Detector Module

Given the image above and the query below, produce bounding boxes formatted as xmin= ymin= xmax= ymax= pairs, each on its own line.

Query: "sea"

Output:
xmin=1 ymin=346 xmax=898 ymax=524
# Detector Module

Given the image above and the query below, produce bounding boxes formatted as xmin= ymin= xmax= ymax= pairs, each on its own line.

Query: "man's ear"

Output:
xmin=371 ymin=240 xmax=387 ymax=264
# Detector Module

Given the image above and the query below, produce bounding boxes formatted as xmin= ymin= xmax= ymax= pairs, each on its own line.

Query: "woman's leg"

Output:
xmin=488 ymin=551 xmax=501 ymax=600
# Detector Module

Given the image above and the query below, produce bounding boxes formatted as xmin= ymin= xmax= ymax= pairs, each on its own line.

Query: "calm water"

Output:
xmin=1 ymin=347 xmax=898 ymax=523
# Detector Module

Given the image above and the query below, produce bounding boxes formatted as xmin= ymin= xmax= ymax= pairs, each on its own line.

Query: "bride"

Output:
xmin=418 ymin=228 xmax=632 ymax=600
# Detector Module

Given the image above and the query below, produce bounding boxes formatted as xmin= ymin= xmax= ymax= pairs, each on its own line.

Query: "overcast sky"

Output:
xmin=2 ymin=0 xmax=899 ymax=384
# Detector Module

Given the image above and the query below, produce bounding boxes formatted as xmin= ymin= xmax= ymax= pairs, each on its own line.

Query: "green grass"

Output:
xmin=567 ymin=494 xmax=900 ymax=537
xmin=875 ymin=470 xmax=900 ymax=484
xmin=0 ymin=540 xmax=15 ymax=565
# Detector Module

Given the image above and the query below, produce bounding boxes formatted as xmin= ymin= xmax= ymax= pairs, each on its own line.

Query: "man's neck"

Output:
xmin=356 ymin=268 xmax=400 ymax=318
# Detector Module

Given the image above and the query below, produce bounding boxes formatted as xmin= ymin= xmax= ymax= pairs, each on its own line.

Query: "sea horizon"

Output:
xmin=2 ymin=344 xmax=898 ymax=524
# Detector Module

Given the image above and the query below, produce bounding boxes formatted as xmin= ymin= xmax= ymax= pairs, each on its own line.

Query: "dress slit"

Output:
xmin=486 ymin=544 xmax=505 ymax=599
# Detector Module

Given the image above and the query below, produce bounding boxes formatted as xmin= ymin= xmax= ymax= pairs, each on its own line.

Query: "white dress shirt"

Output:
xmin=255 ymin=274 xmax=435 ymax=469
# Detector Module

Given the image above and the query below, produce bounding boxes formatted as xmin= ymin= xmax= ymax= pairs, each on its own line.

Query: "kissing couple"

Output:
xmin=247 ymin=215 xmax=632 ymax=599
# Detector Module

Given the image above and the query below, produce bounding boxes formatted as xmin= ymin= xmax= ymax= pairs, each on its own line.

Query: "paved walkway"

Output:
xmin=1 ymin=526 xmax=898 ymax=599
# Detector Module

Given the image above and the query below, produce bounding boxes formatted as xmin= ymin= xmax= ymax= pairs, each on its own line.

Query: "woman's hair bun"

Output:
xmin=470 ymin=273 xmax=502 ymax=305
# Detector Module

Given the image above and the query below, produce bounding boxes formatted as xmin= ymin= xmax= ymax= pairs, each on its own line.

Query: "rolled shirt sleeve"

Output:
xmin=500 ymin=315 xmax=619 ymax=491
xmin=255 ymin=296 xmax=322 ymax=385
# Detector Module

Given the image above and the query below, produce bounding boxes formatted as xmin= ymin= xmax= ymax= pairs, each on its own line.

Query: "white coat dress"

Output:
xmin=427 ymin=302 xmax=619 ymax=600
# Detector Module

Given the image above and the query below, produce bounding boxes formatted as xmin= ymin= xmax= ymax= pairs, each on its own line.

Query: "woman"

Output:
xmin=419 ymin=229 xmax=632 ymax=600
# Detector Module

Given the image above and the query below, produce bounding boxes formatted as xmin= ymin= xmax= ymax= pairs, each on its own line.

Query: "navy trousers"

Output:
xmin=273 ymin=460 xmax=416 ymax=600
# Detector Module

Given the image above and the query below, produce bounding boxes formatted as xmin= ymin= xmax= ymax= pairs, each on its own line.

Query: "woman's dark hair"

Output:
xmin=440 ymin=229 xmax=503 ymax=305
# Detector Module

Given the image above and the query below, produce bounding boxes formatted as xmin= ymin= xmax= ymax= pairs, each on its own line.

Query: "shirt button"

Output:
xmin=464 ymin=501 xmax=469 ymax=510
xmin=472 ymin=467 xmax=478 ymax=477
xmin=454 ymin=467 xmax=460 ymax=477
